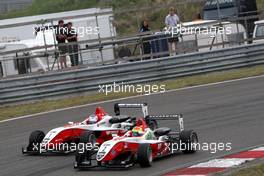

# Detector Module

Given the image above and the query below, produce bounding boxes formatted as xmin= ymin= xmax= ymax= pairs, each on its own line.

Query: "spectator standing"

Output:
xmin=139 ymin=20 xmax=151 ymax=59
xmin=56 ymin=20 xmax=67 ymax=69
xmin=139 ymin=20 xmax=150 ymax=33
xmin=67 ymin=22 xmax=79 ymax=66
xmin=165 ymin=7 xmax=181 ymax=55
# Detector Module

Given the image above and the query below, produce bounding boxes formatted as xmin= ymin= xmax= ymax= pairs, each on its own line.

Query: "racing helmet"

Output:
xmin=94 ymin=107 xmax=107 ymax=121
xmin=132 ymin=126 xmax=144 ymax=137
xmin=87 ymin=114 xmax=98 ymax=124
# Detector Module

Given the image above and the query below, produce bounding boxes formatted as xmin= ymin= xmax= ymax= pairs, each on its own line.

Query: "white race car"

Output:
xmin=22 ymin=105 xmax=142 ymax=155
xmin=74 ymin=114 xmax=198 ymax=169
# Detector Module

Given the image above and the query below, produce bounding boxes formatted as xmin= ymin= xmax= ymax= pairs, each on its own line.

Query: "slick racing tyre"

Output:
xmin=27 ymin=130 xmax=45 ymax=151
xmin=148 ymin=120 xmax=158 ymax=130
xmin=179 ymin=130 xmax=198 ymax=154
xmin=137 ymin=143 xmax=153 ymax=167
xmin=75 ymin=131 xmax=96 ymax=164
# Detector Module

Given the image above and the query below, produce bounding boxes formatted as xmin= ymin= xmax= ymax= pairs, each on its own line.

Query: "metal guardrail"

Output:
xmin=1 ymin=42 xmax=264 ymax=105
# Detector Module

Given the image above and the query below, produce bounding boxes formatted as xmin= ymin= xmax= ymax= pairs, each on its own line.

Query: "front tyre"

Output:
xmin=75 ymin=131 xmax=96 ymax=165
xmin=27 ymin=130 xmax=45 ymax=152
xmin=137 ymin=143 xmax=153 ymax=167
xmin=179 ymin=130 xmax=198 ymax=154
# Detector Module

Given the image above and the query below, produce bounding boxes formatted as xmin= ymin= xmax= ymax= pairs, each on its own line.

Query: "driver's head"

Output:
xmin=87 ymin=114 xmax=98 ymax=124
xmin=169 ymin=7 xmax=175 ymax=16
xmin=95 ymin=107 xmax=106 ymax=121
xmin=132 ymin=126 xmax=144 ymax=137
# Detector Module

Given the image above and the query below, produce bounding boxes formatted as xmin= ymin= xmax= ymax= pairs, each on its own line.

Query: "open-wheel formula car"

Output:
xmin=74 ymin=112 xmax=198 ymax=169
xmin=22 ymin=103 xmax=157 ymax=155
xmin=22 ymin=106 xmax=136 ymax=155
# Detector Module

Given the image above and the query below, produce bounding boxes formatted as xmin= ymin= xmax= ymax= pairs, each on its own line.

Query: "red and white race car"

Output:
xmin=22 ymin=105 xmax=139 ymax=155
xmin=74 ymin=114 xmax=198 ymax=169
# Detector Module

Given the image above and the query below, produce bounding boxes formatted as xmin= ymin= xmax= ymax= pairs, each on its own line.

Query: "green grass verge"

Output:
xmin=227 ymin=161 xmax=264 ymax=176
xmin=1 ymin=65 xmax=264 ymax=121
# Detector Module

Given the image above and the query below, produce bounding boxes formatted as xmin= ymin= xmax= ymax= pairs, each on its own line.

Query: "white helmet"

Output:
xmin=88 ymin=114 xmax=98 ymax=124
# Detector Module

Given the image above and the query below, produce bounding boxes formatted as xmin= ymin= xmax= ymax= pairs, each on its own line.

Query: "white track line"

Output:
xmin=251 ymin=147 xmax=264 ymax=151
xmin=1 ymin=74 xmax=264 ymax=123
xmin=167 ymin=175 xmax=207 ymax=176
xmin=173 ymin=175 xmax=207 ymax=176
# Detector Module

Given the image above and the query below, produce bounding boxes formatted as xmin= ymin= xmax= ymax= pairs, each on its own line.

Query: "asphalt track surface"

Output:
xmin=1 ymin=76 xmax=264 ymax=176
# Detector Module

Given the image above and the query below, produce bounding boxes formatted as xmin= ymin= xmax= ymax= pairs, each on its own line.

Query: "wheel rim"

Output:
xmin=148 ymin=147 xmax=153 ymax=163
xmin=191 ymin=134 xmax=198 ymax=151
xmin=89 ymin=134 xmax=96 ymax=145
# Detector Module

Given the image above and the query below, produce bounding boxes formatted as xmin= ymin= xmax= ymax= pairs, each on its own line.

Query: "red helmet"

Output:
xmin=95 ymin=107 xmax=107 ymax=121
xmin=136 ymin=118 xmax=147 ymax=129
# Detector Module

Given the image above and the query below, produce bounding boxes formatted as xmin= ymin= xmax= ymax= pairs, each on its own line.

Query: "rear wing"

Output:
xmin=114 ymin=103 xmax=184 ymax=132
xmin=114 ymin=103 xmax=148 ymax=118
xmin=146 ymin=114 xmax=184 ymax=131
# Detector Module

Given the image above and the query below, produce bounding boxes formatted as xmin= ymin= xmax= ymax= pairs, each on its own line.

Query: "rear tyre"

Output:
xmin=137 ymin=143 xmax=153 ymax=167
xmin=179 ymin=130 xmax=198 ymax=154
xmin=148 ymin=120 xmax=158 ymax=130
xmin=75 ymin=131 xmax=96 ymax=165
xmin=27 ymin=130 xmax=45 ymax=151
